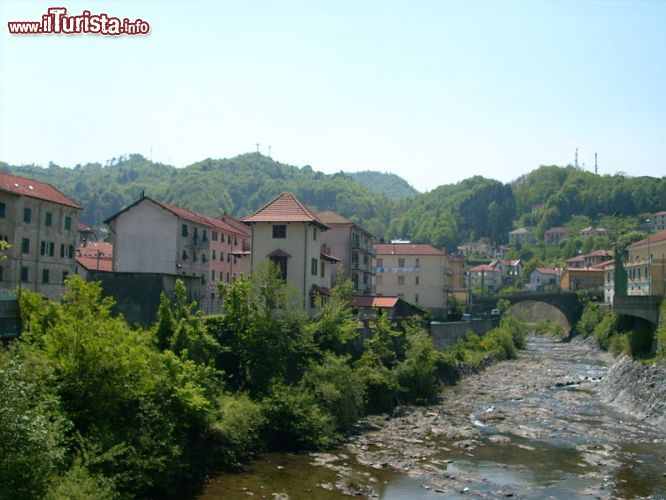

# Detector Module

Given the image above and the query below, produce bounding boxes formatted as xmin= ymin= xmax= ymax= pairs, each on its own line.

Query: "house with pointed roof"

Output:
xmin=242 ymin=192 xmax=336 ymax=313
xmin=467 ymin=264 xmax=502 ymax=293
xmin=0 ymin=171 xmax=81 ymax=300
xmin=508 ymin=227 xmax=533 ymax=246
xmin=544 ymin=227 xmax=568 ymax=245
xmin=317 ymin=210 xmax=376 ymax=296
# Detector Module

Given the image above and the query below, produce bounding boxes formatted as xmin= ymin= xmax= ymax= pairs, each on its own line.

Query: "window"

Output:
xmin=22 ymin=238 xmax=30 ymax=254
xmin=24 ymin=208 xmax=31 ymax=223
xmin=234 ymin=236 xmax=238 ymax=246
xmin=181 ymin=224 xmax=188 ymax=237
xmin=227 ymin=235 xmax=231 ymax=244
xmin=227 ymin=254 xmax=231 ymax=263
xmin=416 ymin=258 xmax=420 ymax=268
xmin=272 ymin=225 xmax=286 ymax=239
xmin=311 ymin=258 xmax=318 ymax=276
xmin=45 ymin=212 xmax=52 ymax=227
xmin=212 ymin=249 xmax=216 ymax=260
xmin=62 ymin=271 xmax=68 ymax=283
xmin=398 ymin=275 xmax=405 ymax=285
xmin=41 ymin=241 xmax=47 ymax=256
xmin=193 ymin=252 xmax=198 ymax=262
xmin=203 ymin=230 xmax=208 ymax=241
xmin=42 ymin=269 xmax=50 ymax=283
xmin=202 ymin=254 xmax=207 ymax=263
xmin=320 ymin=261 xmax=325 ymax=277
xmin=212 ymin=231 xmax=218 ymax=241
xmin=64 ymin=216 xmax=71 ymax=230
xmin=398 ymin=258 xmax=405 ymax=268
xmin=21 ymin=267 xmax=29 ymax=282
xmin=376 ymin=258 xmax=383 ymax=267
xmin=270 ymin=256 xmax=288 ymax=280
xmin=0 ymin=202 xmax=4 ymax=218
xmin=226 ymin=272 xmax=230 ymax=282
xmin=182 ymin=250 xmax=188 ymax=261
xmin=313 ymin=228 xmax=317 ymax=241
xmin=415 ymin=293 xmax=419 ymax=304
xmin=220 ymin=251 xmax=224 ymax=261
xmin=193 ymin=227 xmax=199 ymax=240
xmin=68 ymin=245 xmax=74 ymax=259
xmin=60 ymin=244 xmax=65 ymax=258
xmin=211 ymin=270 xmax=215 ymax=281
xmin=49 ymin=242 xmax=55 ymax=256
xmin=415 ymin=275 xmax=420 ymax=285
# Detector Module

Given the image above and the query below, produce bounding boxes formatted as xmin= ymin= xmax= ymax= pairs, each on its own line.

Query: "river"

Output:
xmin=199 ymin=337 xmax=666 ymax=499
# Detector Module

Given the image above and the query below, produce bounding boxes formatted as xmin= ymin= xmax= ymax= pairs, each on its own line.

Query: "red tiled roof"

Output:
xmin=242 ymin=192 xmax=329 ymax=228
xmin=76 ymin=256 xmax=113 ymax=272
xmin=535 ymin=267 xmax=563 ymax=276
xmin=374 ymin=243 xmax=444 ymax=255
xmin=545 ymin=227 xmax=567 ymax=234
xmin=447 ymin=254 xmax=465 ymax=263
xmin=77 ymin=222 xmax=94 ymax=232
xmin=566 ymin=255 xmax=585 ymax=262
xmin=317 ymin=210 xmax=352 ymax=225
xmin=199 ymin=214 xmax=246 ymax=237
xmin=628 ymin=229 xmax=666 ymax=249
xmin=469 ymin=264 xmax=499 ymax=272
xmin=0 ymin=171 xmax=81 ymax=209
xmin=654 ymin=211 xmax=666 ymax=216
xmin=218 ymin=214 xmax=252 ymax=237
xmin=350 ymin=296 xmax=400 ymax=309
xmin=152 ymin=199 xmax=210 ymax=227
xmin=587 ymin=249 xmax=614 ymax=257
xmin=77 ymin=242 xmax=113 ymax=258
xmin=592 ymin=259 xmax=614 ymax=270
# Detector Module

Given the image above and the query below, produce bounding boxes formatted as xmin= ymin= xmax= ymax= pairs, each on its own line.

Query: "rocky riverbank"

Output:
xmin=599 ymin=354 xmax=666 ymax=433
xmin=308 ymin=336 xmax=666 ymax=498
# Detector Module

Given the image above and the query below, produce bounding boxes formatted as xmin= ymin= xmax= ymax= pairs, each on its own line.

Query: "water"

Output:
xmin=199 ymin=338 xmax=666 ymax=499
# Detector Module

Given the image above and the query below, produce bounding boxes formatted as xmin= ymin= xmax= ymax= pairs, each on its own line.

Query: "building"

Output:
xmin=529 ymin=267 xmax=563 ymax=292
xmin=560 ymin=266 xmax=605 ymax=296
xmin=580 ymin=226 xmax=608 ymax=239
xmin=565 ymin=254 xmax=586 ymax=269
xmin=374 ymin=243 xmax=450 ymax=319
xmin=456 ymin=238 xmax=494 ymax=259
xmin=0 ymin=172 xmax=81 ymax=300
xmin=650 ymin=211 xmax=666 ymax=232
xmin=490 ymin=259 xmax=523 ymax=285
xmin=544 ymin=227 xmax=568 ymax=245
xmin=105 ymin=196 xmax=252 ymax=305
xmin=508 ymin=227 xmax=533 ymax=246
xmin=317 ymin=210 xmax=375 ymax=295
xmin=75 ymin=241 xmax=113 ymax=280
xmin=624 ymin=229 xmax=666 ymax=297
xmin=467 ymin=264 xmax=502 ymax=293
xmin=242 ymin=192 xmax=335 ymax=313
xmin=583 ymin=249 xmax=613 ymax=268
xmin=350 ymin=296 xmax=425 ymax=322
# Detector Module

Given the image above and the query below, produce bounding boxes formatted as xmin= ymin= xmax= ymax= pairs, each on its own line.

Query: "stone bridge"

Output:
xmin=503 ymin=292 xmax=584 ymax=335
xmin=612 ymin=296 xmax=662 ymax=325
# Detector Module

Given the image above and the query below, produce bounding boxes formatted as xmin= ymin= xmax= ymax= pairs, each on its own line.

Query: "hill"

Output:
xmin=346 ymin=171 xmax=418 ymax=199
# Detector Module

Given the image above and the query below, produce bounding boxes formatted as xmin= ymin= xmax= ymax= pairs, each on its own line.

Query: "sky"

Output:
xmin=1 ymin=1 xmax=664 ymax=192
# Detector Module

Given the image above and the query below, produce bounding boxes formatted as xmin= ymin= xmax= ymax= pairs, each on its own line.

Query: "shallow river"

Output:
xmin=199 ymin=337 xmax=666 ymax=499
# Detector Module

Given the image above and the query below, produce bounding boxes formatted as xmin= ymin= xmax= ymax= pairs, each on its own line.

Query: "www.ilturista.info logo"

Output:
xmin=7 ymin=7 xmax=150 ymax=36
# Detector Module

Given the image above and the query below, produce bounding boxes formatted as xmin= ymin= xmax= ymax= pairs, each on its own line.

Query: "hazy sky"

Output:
xmin=1 ymin=1 xmax=664 ymax=191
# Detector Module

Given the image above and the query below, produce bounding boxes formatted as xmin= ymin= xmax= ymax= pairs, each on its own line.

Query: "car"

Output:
xmin=461 ymin=313 xmax=472 ymax=321
xmin=491 ymin=309 xmax=501 ymax=317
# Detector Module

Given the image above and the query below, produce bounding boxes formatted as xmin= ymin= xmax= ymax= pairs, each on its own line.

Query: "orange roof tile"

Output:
xmin=469 ymin=264 xmax=499 ymax=272
xmin=242 ymin=192 xmax=329 ymax=228
xmin=76 ymin=256 xmax=113 ymax=272
xmin=374 ymin=243 xmax=444 ymax=255
xmin=628 ymin=229 xmax=666 ymax=249
xmin=317 ymin=210 xmax=352 ymax=225
xmin=350 ymin=296 xmax=400 ymax=309
xmin=0 ymin=171 xmax=81 ymax=209
xmin=77 ymin=242 xmax=113 ymax=258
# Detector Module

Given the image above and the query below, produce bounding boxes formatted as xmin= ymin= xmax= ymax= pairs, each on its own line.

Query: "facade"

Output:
xmin=105 ymin=196 xmax=252 ymax=305
xmin=374 ymin=243 xmax=450 ymax=319
xmin=650 ymin=211 xmax=666 ymax=232
xmin=560 ymin=267 xmax=604 ymax=296
xmin=0 ymin=172 xmax=81 ymax=300
xmin=565 ymin=254 xmax=586 ymax=269
xmin=544 ymin=227 xmax=568 ymax=245
xmin=624 ymin=230 xmax=666 ymax=297
xmin=317 ymin=210 xmax=375 ymax=295
xmin=580 ymin=226 xmax=608 ymax=239
xmin=467 ymin=264 xmax=502 ymax=293
xmin=508 ymin=227 xmax=533 ymax=246
xmin=529 ymin=267 xmax=563 ymax=292
xmin=350 ymin=296 xmax=424 ymax=322
xmin=490 ymin=259 xmax=522 ymax=285
xmin=242 ymin=192 xmax=334 ymax=313
xmin=583 ymin=249 xmax=613 ymax=268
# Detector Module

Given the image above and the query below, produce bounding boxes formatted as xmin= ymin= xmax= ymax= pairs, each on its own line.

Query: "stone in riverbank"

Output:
xmin=598 ymin=355 xmax=666 ymax=433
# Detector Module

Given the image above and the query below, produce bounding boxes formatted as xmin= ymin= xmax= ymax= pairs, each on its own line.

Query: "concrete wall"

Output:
xmin=429 ymin=319 xmax=498 ymax=350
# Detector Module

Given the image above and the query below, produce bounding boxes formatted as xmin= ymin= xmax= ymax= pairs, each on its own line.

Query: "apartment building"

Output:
xmin=0 ymin=172 xmax=81 ymax=300
xmin=317 ymin=210 xmax=375 ymax=295
xmin=242 ymin=192 xmax=335 ymax=313
xmin=529 ymin=267 xmax=563 ymax=292
xmin=105 ymin=196 xmax=252 ymax=303
xmin=374 ymin=243 xmax=450 ymax=319
xmin=467 ymin=264 xmax=502 ymax=293
xmin=650 ymin=211 xmax=666 ymax=232
xmin=580 ymin=226 xmax=608 ymax=239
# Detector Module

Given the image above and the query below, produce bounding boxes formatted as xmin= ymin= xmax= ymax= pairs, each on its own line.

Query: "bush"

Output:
xmin=577 ymin=302 xmax=604 ymax=337
xmin=47 ymin=463 xmax=116 ymax=500
xmin=206 ymin=393 xmax=265 ymax=466
xmin=608 ymin=333 xmax=630 ymax=356
xmin=657 ymin=300 xmax=666 ymax=359
xmin=481 ymin=327 xmax=516 ymax=360
xmin=394 ymin=328 xmax=440 ymax=404
xmin=354 ymin=363 xmax=396 ymax=414
xmin=301 ymin=354 xmax=365 ymax=432
xmin=260 ymin=383 xmax=336 ymax=450
xmin=593 ymin=312 xmax=618 ymax=350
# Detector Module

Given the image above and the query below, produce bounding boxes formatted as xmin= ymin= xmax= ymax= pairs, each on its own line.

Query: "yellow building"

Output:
xmin=242 ymin=192 xmax=336 ymax=313
xmin=374 ymin=243 xmax=450 ymax=319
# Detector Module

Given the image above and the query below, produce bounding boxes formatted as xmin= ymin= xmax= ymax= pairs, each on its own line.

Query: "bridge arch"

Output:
xmin=504 ymin=293 xmax=584 ymax=337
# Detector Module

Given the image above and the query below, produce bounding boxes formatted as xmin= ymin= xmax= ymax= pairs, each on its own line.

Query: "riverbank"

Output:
xmin=599 ymin=354 xmax=666 ymax=433
xmin=201 ymin=336 xmax=666 ymax=498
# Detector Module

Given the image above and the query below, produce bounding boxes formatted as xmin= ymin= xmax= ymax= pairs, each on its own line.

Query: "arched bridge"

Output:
xmin=503 ymin=292 xmax=585 ymax=335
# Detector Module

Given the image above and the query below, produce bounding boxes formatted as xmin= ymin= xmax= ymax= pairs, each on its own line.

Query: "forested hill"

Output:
xmin=347 ymin=171 xmax=418 ymax=199
xmin=0 ymin=155 xmax=663 ymax=251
